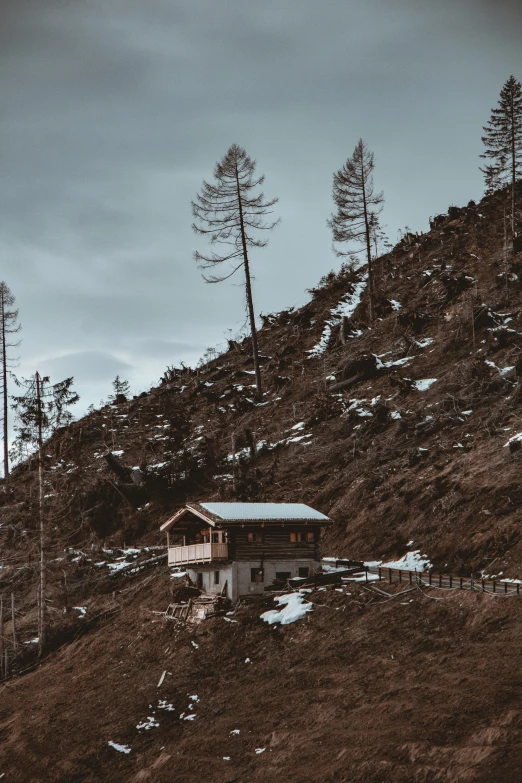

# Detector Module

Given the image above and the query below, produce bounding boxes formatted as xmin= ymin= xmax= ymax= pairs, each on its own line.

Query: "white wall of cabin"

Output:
xmin=187 ymin=559 xmax=320 ymax=602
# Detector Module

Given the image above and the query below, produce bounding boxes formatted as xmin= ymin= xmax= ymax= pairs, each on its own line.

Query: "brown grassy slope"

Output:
xmin=3 ymin=188 xmax=522 ymax=780
xmin=2 ymin=571 xmax=522 ymax=783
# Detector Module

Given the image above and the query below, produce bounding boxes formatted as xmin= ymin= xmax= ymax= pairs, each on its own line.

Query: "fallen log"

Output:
xmin=328 ymin=373 xmax=365 ymax=393
xmin=104 ymin=452 xmax=131 ymax=480
xmin=108 ymin=554 xmax=168 ymax=579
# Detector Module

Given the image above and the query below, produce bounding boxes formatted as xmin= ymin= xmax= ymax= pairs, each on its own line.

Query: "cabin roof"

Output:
xmin=200 ymin=502 xmax=329 ymax=521
xmin=160 ymin=502 xmax=331 ymax=532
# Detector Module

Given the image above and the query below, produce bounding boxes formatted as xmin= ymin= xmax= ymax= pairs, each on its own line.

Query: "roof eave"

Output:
xmin=201 ymin=517 xmax=332 ymax=526
xmin=160 ymin=504 xmax=218 ymax=532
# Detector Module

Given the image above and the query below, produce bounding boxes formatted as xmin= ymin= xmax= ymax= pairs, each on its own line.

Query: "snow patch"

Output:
xmin=414 ymin=378 xmax=437 ymax=391
xmin=136 ymin=716 xmax=159 ymax=731
xmin=261 ymin=591 xmax=312 ymax=626
xmin=415 ymin=337 xmax=434 ymax=348
xmin=377 ymin=550 xmax=432 ymax=572
xmin=108 ymin=741 xmax=131 ymax=754
xmin=307 ymin=277 xmax=367 ymax=357
xmin=504 ymin=432 xmax=522 ymax=448
xmin=158 ymin=700 xmax=176 ymax=711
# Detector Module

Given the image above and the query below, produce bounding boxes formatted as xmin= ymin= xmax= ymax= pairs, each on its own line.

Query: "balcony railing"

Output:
xmin=168 ymin=542 xmax=228 ymax=566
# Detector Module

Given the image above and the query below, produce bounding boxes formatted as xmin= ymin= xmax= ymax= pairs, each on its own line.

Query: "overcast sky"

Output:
xmin=1 ymin=0 xmax=522 ymax=417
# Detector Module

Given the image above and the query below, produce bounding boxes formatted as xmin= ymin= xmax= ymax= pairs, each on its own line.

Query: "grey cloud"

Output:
xmin=133 ymin=339 xmax=207 ymax=360
xmin=39 ymin=351 xmax=133 ymax=384
xmin=2 ymin=0 xmax=522 ymax=412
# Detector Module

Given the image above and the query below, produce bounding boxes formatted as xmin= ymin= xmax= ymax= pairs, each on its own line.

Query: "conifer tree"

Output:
xmin=111 ymin=375 xmax=130 ymax=402
xmin=368 ymin=212 xmax=392 ymax=261
xmin=481 ymin=76 xmax=522 ymax=248
xmin=0 ymin=282 xmax=21 ymax=478
xmin=192 ymin=144 xmax=279 ymax=399
xmin=11 ymin=374 xmax=78 ymax=657
xmin=328 ymin=139 xmax=384 ymax=321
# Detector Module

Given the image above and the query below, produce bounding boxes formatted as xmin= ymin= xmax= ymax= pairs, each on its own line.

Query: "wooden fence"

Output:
xmin=364 ymin=566 xmax=522 ymax=596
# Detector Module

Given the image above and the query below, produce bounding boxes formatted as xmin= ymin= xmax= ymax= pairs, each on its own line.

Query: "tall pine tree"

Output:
xmin=328 ymin=139 xmax=384 ymax=321
xmin=12 ymin=374 xmax=78 ymax=657
xmin=481 ymin=75 xmax=522 ymax=249
xmin=192 ymin=144 xmax=279 ymax=399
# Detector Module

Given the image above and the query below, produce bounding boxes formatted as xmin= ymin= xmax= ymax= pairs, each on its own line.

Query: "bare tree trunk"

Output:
xmin=0 ymin=597 xmax=4 ymax=679
xmin=36 ymin=372 xmax=46 ymax=657
xmin=507 ymin=87 xmax=519 ymax=254
xmin=1 ymin=288 xmax=8 ymax=478
xmin=231 ymin=432 xmax=236 ymax=493
xmin=361 ymin=171 xmax=375 ymax=321
xmin=11 ymin=592 xmax=17 ymax=651
xmin=235 ymin=166 xmax=262 ymax=399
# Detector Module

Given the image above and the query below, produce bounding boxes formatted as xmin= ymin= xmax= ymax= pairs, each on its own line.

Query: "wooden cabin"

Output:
xmin=160 ymin=502 xmax=332 ymax=601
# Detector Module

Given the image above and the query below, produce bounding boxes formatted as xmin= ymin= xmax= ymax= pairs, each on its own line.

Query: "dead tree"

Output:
xmin=0 ymin=282 xmax=21 ymax=478
xmin=11 ymin=592 xmax=17 ymax=652
xmin=328 ymin=139 xmax=384 ymax=321
xmin=192 ymin=144 xmax=280 ymax=399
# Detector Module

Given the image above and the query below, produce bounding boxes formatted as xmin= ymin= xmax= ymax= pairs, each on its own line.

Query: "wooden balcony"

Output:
xmin=168 ymin=542 xmax=229 ymax=566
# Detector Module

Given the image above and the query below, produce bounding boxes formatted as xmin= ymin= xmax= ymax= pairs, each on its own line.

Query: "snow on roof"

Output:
xmin=199 ymin=502 xmax=329 ymax=522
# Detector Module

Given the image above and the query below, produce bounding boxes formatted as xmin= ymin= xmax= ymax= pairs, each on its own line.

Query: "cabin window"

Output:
xmin=212 ymin=532 xmax=220 ymax=543
xmin=290 ymin=532 xmax=315 ymax=543
xmin=275 ymin=571 xmax=292 ymax=580
xmin=299 ymin=567 xmax=309 ymax=578
xmin=251 ymin=568 xmax=264 ymax=583
xmin=248 ymin=532 xmax=263 ymax=543
xmin=214 ymin=570 xmax=220 ymax=585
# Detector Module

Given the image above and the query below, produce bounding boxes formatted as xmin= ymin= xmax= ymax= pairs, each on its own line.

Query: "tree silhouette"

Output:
xmin=111 ymin=375 xmax=130 ymax=402
xmin=12 ymin=374 xmax=78 ymax=657
xmin=481 ymin=75 xmax=522 ymax=249
xmin=0 ymin=282 xmax=21 ymax=478
xmin=328 ymin=139 xmax=384 ymax=321
xmin=192 ymin=144 xmax=279 ymax=398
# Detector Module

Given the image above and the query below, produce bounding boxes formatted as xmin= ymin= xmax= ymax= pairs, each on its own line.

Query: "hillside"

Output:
xmin=3 ymin=186 xmax=522 ymax=781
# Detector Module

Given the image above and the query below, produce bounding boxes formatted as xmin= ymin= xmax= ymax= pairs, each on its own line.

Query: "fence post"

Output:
xmin=449 ymin=574 xmax=452 ymax=589
xmin=460 ymin=577 xmax=463 ymax=590
xmin=378 ymin=567 xmax=381 ymax=581
xmin=493 ymin=580 xmax=496 ymax=594
xmin=429 ymin=572 xmax=432 ymax=586
xmin=365 ymin=570 xmax=368 ymax=583
xmin=504 ymin=582 xmax=508 ymax=594
xmin=409 ymin=571 xmax=412 ymax=585
xmin=517 ymin=583 xmax=520 ymax=596
xmin=439 ymin=574 xmax=442 ymax=588
xmin=388 ymin=568 xmax=392 ymax=584
xmin=482 ymin=578 xmax=485 ymax=592
xmin=399 ymin=570 xmax=402 ymax=584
